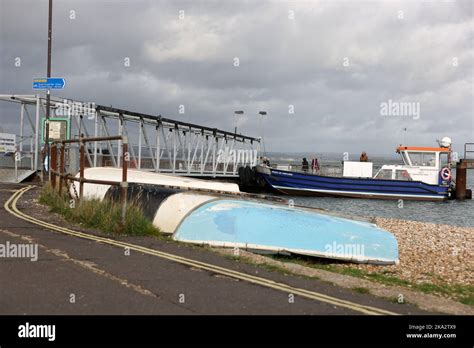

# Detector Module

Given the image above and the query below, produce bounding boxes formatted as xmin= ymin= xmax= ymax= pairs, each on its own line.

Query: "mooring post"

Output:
xmin=79 ymin=136 xmax=85 ymax=200
xmin=50 ymin=143 xmax=57 ymax=190
xmin=455 ymin=161 xmax=467 ymax=200
xmin=59 ymin=143 xmax=65 ymax=195
xmin=121 ymin=136 xmax=128 ymax=224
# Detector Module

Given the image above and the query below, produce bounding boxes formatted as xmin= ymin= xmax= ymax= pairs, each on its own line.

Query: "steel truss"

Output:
xmin=0 ymin=94 xmax=260 ymax=177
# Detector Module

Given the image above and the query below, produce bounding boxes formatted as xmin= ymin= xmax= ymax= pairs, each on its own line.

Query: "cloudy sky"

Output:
xmin=0 ymin=0 xmax=472 ymax=155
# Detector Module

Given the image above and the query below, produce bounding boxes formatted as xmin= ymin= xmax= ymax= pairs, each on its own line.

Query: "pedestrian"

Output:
xmin=302 ymin=157 xmax=309 ymax=172
xmin=360 ymin=152 xmax=369 ymax=162
xmin=311 ymin=157 xmax=320 ymax=172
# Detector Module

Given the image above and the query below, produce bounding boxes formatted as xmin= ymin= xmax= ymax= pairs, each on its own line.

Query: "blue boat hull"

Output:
xmin=257 ymin=167 xmax=450 ymax=201
xmin=174 ymin=199 xmax=399 ymax=264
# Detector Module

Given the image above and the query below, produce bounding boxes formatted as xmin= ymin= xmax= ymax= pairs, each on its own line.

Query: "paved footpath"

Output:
xmin=0 ymin=183 xmax=430 ymax=315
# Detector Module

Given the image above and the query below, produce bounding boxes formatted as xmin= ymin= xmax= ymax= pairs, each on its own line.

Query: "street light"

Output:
xmin=43 ymin=0 xmax=53 ymax=179
xmin=258 ymin=111 xmax=267 ymax=153
xmin=234 ymin=110 xmax=244 ymax=134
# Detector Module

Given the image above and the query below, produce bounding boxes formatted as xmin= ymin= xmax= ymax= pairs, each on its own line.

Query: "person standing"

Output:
xmin=302 ymin=158 xmax=309 ymax=172
xmin=311 ymin=157 xmax=320 ymax=172
xmin=360 ymin=152 xmax=369 ymax=162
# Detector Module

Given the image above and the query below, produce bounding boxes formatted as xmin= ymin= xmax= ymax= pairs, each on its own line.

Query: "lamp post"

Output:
xmin=44 ymin=0 xmax=53 ymax=179
xmin=234 ymin=110 xmax=244 ymax=134
xmin=259 ymin=111 xmax=267 ymax=153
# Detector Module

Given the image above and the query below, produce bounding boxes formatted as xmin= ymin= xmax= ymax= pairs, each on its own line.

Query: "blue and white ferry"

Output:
xmin=256 ymin=138 xmax=455 ymax=201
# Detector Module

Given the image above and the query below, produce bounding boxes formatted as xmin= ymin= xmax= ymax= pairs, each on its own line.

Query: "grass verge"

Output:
xmin=38 ymin=184 xmax=161 ymax=237
xmin=270 ymin=255 xmax=473 ymax=306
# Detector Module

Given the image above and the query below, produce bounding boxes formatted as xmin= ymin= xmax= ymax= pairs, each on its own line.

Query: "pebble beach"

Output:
xmin=347 ymin=217 xmax=474 ymax=286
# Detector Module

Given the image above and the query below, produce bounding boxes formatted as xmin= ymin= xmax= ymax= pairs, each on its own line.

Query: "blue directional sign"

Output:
xmin=33 ymin=78 xmax=66 ymax=89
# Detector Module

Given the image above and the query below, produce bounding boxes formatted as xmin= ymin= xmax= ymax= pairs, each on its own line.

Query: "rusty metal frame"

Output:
xmin=50 ymin=135 xmax=129 ymax=222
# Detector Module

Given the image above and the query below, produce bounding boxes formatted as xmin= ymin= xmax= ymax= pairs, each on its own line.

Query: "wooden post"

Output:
xmin=121 ymin=137 xmax=128 ymax=224
xmin=455 ymin=161 xmax=467 ymax=200
xmin=59 ymin=143 xmax=65 ymax=195
xmin=50 ymin=143 xmax=57 ymax=190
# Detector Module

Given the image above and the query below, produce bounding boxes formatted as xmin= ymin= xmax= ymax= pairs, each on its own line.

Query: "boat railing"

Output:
xmin=270 ymin=163 xmax=344 ymax=176
xmin=269 ymin=162 xmax=388 ymax=178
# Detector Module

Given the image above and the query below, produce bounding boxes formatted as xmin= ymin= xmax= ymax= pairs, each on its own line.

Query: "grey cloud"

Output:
xmin=0 ymin=0 xmax=472 ymax=155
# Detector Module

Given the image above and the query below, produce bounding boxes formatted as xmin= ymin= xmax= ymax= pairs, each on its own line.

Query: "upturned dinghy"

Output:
xmin=104 ymin=184 xmax=399 ymax=265
xmin=172 ymin=198 xmax=399 ymax=265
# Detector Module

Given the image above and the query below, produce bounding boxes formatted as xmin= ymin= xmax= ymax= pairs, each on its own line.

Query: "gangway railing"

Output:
xmin=0 ymin=94 xmax=260 ymax=178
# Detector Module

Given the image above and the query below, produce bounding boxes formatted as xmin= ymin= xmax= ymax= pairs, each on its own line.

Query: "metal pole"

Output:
xmin=212 ymin=136 xmax=217 ymax=177
xmin=138 ymin=120 xmax=142 ymax=169
xmin=20 ymin=103 xmax=24 ymax=153
xmin=34 ymin=95 xmax=40 ymax=173
xmin=141 ymin=123 xmax=156 ymax=170
xmin=187 ymin=130 xmax=191 ymax=173
xmin=155 ymin=124 xmax=161 ymax=172
xmin=97 ymin=113 xmax=102 ymax=166
xmin=93 ymin=111 xmax=98 ymax=167
xmin=172 ymin=128 xmax=176 ymax=173
xmin=14 ymin=151 xmax=18 ymax=183
xmin=44 ymin=0 xmax=53 ymax=177
xmin=200 ymin=135 xmax=205 ymax=174
xmin=117 ymin=116 xmax=122 ymax=168
xmin=79 ymin=136 xmax=85 ymax=200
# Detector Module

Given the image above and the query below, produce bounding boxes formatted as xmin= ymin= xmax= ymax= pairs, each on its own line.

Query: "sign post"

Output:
xmin=40 ymin=117 xmax=70 ymax=143
xmin=32 ymin=78 xmax=66 ymax=89
xmin=33 ymin=75 xmax=65 ymax=180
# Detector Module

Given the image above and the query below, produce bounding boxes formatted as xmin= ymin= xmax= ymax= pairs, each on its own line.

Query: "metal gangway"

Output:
xmin=0 ymin=94 xmax=260 ymax=182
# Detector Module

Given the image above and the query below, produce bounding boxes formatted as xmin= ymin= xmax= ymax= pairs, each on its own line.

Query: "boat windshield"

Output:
xmin=395 ymin=170 xmax=412 ymax=181
xmin=407 ymin=152 xmax=436 ymax=167
xmin=399 ymin=152 xmax=410 ymax=165
xmin=440 ymin=152 xmax=448 ymax=168
xmin=374 ymin=169 xmax=392 ymax=180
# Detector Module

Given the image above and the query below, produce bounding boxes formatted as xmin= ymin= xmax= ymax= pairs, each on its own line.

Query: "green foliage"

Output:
xmin=39 ymin=184 xmax=161 ymax=236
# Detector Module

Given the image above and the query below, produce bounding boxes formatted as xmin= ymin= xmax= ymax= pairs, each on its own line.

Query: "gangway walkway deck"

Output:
xmin=0 ymin=94 xmax=260 ymax=179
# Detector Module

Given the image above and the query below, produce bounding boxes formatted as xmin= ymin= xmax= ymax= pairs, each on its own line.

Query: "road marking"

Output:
xmin=5 ymin=186 xmax=398 ymax=315
xmin=0 ymin=227 xmax=158 ymax=298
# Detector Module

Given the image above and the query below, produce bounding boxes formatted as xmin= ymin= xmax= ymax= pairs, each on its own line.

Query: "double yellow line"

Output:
xmin=5 ymin=185 xmax=397 ymax=315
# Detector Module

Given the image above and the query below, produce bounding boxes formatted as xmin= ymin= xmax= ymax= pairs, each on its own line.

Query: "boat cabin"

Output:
xmin=374 ymin=146 xmax=451 ymax=185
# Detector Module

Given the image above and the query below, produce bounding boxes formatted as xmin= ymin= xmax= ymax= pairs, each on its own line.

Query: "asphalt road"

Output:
xmin=0 ymin=183 xmax=429 ymax=315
